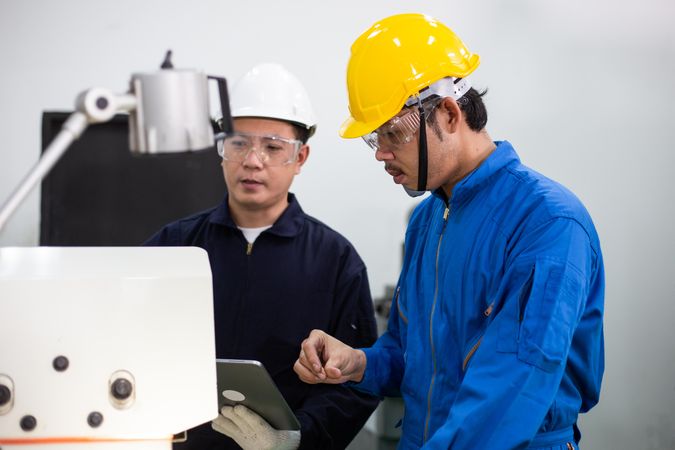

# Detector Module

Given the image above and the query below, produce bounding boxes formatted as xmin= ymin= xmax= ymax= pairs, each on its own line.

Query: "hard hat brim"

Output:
xmin=339 ymin=115 xmax=383 ymax=139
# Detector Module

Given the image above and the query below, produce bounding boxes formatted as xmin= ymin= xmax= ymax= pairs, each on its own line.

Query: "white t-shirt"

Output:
xmin=238 ymin=225 xmax=273 ymax=244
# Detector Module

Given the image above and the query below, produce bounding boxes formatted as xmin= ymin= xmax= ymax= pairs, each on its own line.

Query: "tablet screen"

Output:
xmin=215 ymin=359 xmax=300 ymax=431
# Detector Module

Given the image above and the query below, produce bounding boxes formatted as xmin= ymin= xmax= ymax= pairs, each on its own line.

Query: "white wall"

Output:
xmin=1 ymin=0 xmax=674 ymax=448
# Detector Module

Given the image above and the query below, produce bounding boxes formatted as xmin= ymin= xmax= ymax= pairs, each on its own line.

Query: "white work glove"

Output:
xmin=211 ymin=404 xmax=301 ymax=450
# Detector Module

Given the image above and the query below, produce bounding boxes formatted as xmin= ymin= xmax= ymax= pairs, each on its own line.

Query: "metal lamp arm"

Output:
xmin=0 ymin=88 xmax=137 ymax=233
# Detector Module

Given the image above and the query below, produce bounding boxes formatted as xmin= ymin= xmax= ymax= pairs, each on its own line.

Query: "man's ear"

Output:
xmin=439 ymin=97 xmax=463 ymax=133
xmin=295 ymin=145 xmax=310 ymax=174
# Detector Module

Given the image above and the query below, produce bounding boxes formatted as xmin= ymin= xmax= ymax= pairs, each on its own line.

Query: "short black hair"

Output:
xmin=291 ymin=124 xmax=311 ymax=144
xmin=457 ymin=87 xmax=488 ymax=131
xmin=426 ymin=87 xmax=489 ymax=133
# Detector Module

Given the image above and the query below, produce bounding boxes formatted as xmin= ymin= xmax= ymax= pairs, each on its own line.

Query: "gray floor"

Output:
xmin=347 ymin=428 xmax=399 ymax=450
xmin=345 ymin=398 xmax=403 ymax=450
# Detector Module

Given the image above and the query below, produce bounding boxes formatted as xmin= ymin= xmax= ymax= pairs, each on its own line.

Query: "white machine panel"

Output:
xmin=0 ymin=247 xmax=217 ymax=448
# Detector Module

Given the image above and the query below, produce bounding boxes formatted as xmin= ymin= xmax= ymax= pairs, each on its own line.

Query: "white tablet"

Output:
xmin=215 ymin=359 xmax=301 ymax=431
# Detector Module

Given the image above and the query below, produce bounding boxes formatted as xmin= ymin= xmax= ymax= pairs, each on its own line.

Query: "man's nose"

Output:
xmin=242 ymin=148 xmax=265 ymax=167
xmin=374 ymin=147 xmax=395 ymax=162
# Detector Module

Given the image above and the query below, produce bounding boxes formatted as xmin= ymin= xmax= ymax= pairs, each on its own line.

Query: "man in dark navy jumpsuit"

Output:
xmin=145 ymin=63 xmax=379 ymax=450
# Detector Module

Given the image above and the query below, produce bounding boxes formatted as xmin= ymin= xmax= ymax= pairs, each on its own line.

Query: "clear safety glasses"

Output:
xmin=362 ymin=97 xmax=442 ymax=151
xmin=219 ymin=132 xmax=303 ymax=166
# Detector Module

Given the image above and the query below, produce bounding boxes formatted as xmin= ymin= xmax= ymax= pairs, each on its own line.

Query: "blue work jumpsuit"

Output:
xmin=356 ymin=141 xmax=604 ymax=449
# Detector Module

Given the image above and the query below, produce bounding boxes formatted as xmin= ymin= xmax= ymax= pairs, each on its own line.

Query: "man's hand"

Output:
xmin=212 ymin=405 xmax=300 ymax=450
xmin=293 ymin=329 xmax=367 ymax=384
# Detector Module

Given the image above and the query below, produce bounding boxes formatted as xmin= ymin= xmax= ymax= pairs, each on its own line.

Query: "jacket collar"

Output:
xmin=432 ymin=140 xmax=519 ymax=206
xmin=209 ymin=192 xmax=305 ymax=237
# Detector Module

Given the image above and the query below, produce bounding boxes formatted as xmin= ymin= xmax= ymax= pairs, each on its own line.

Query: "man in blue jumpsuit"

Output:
xmin=145 ymin=63 xmax=379 ymax=449
xmin=294 ymin=14 xmax=604 ymax=449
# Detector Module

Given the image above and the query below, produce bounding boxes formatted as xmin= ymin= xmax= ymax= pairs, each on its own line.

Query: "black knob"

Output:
xmin=52 ymin=355 xmax=69 ymax=372
xmin=95 ymin=97 xmax=109 ymax=110
xmin=20 ymin=415 xmax=37 ymax=431
xmin=0 ymin=384 xmax=11 ymax=406
xmin=87 ymin=411 xmax=103 ymax=428
xmin=111 ymin=378 xmax=133 ymax=400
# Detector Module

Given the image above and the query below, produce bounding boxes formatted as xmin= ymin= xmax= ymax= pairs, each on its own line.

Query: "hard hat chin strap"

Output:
xmin=417 ymin=96 xmax=428 ymax=192
xmin=404 ymin=77 xmax=472 ymax=195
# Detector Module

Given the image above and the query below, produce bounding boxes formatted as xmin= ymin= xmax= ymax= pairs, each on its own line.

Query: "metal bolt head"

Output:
xmin=52 ymin=356 xmax=69 ymax=372
xmin=111 ymin=378 xmax=133 ymax=400
xmin=20 ymin=415 xmax=37 ymax=431
xmin=0 ymin=385 xmax=10 ymax=406
xmin=95 ymin=97 xmax=109 ymax=110
xmin=87 ymin=411 xmax=103 ymax=428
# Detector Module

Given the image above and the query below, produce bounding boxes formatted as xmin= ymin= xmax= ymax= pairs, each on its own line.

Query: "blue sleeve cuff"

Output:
xmin=344 ymin=347 xmax=385 ymax=395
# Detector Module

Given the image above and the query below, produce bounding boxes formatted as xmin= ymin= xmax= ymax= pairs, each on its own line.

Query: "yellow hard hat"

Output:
xmin=340 ymin=13 xmax=480 ymax=138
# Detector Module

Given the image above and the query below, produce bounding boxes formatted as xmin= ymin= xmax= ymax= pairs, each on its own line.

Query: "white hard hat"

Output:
xmin=229 ymin=63 xmax=317 ymax=138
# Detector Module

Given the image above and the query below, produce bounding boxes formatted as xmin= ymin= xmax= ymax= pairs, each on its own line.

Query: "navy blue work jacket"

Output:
xmin=145 ymin=193 xmax=379 ymax=449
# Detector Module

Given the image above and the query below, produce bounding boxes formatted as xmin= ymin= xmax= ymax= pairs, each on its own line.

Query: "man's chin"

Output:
xmin=402 ymin=185 xmax=426 ymax=197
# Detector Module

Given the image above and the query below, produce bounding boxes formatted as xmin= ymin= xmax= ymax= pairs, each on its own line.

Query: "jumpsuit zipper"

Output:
xmin=395 ymin=286 xmax=407 ymax=324
xmin=462 ymin=303 xmax=494 ymax=371
xmin=462 ymin=338 xmax=483 ymax=371
xmin=246 ymin=242 xmax=253 ymax=255
xmin=424 ymin=204 xmax=450 ymax=442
